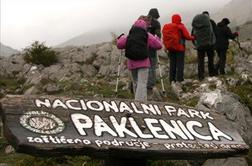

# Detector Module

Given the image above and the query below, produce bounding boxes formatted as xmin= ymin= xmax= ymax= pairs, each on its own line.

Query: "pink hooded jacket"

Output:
xmin=117 ymin=19 xmax=162 ymax=70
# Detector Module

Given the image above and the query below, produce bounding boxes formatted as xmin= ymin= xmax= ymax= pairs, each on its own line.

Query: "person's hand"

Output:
xmin=234 ymin=32 xmax=239 ymax=36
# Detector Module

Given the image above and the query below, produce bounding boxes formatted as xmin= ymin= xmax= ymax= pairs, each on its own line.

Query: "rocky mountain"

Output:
xmin=235 ymin=21 xmax=252 ymax=40
xmin=0 ymin=40 xmax=252 ymax=165
xmin=0 ymin=43 xmax=19 ymax=57
xmin=57 ymin=26 xmax=128 ymax=48
xmin=213 ymin=0 xmax=252 ymax=26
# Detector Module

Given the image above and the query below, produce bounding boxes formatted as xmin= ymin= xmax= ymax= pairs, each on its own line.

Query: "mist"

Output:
xmin=0 ymin=0 xmax=232 ymax=49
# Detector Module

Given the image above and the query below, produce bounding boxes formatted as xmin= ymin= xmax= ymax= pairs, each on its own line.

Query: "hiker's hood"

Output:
xmin=172 ymin=14 xmax=182 ymax=24
xmin=133 ymin=19 xmax=147 ymax=30
xmin=217 ymin=18 xmax=230 ymax=27
xmin=222 ymin=18 xmax=230 ymax=25
xmin=148 ymin=8 xmax=160 ymax=19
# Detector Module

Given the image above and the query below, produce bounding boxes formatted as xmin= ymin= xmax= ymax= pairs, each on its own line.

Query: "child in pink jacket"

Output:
xmin=117 ymin=18 xmax=162 ymax=101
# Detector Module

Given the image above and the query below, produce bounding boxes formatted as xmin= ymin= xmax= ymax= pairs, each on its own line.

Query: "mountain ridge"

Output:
xmin=0 ymin=43 xmax=19 ymax=57
xmin=56 ymin=0 xmax=252 ymax=47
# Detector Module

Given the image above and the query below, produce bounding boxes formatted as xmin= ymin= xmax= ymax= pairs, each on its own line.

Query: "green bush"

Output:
xmin=24 ymin=41 xmax=58 ymax=67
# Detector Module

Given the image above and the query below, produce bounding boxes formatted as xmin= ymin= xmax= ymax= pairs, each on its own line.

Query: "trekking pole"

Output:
xmin=156 ymin=53 xmax=166 ymax=95
xmin=115 ymin=50 xmax=123 ymax=95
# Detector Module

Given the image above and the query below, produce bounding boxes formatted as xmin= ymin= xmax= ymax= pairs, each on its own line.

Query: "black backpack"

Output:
xmin=192 ymin=14 xmax=216 ymax=50
xmin=125 ymin=26 xmax=148 ymax=60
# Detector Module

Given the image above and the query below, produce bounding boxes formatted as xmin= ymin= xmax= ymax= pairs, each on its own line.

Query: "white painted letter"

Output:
xmin=129 ymin=117 xmax=153 ymax=139
xmin=164 ymin=105 xmax=177 ymax=116
xmin=141 ymin=104 xmax=157 ymax=115
xmin=186 ymin=121 xmax=212 ymax=141
xmin=160 ymin=120 xmax=188 ymax=140
xmin=110 ymin=116 xmax=137 ymax=138
xmin=94 ymin=115 xmax=117 ymax=137
xmin=208 ymin=122 xmax=232 ymax=141
xmin=71 ymin=113 xmax=93 ymax=135
xmin=119 ymin=102 xmax=134 ymax=113
xmin=66 ymin=100 xmax=81 ymax=110
xmin=103 ymin=101 xmax=119 ymax=113
xmin=144 ymin=118 xmax=168 ymax=139
xmin=35 ymin=99 xmax=51 ymax=108
xmin=86 ymin=101 xmax=104 ymax=111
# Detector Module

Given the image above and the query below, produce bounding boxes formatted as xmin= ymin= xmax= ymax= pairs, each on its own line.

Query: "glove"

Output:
xmin=234 ymin=32 xmax=239 ymax=36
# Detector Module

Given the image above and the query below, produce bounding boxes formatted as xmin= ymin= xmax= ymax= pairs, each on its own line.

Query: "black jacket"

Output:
xmin=148 ymin=8 xmax=161 ymax=38
xmin=215 ymin=21 xmax=236 ymax=50
xmin=210 ymin=19 xmax=217 ymax=36
xmin=147 ymin=8 xmax=161 ymax=57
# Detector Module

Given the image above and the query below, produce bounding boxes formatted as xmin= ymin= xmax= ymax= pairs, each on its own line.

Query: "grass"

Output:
xmin=0 ymin=137 xmax=102 ymax=166
xmin=0 ymin=77 xmax=25 ymax=91
xmin=228 ymin=81 xmax=252 ymax=114
xmin=57 ymin=77 xmax=134 ymax=99
xmin=0 ymin=77 xmax=27 ymax=98
xmin=181 ymin=96 xmax=199 ymax=107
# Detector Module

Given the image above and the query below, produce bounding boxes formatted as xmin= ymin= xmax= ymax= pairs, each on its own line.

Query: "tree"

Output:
xmin=24 ymin=41 xmax=58 ymax=67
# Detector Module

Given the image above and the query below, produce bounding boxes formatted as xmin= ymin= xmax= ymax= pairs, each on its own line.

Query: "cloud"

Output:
xmin=1 ymin=0 xmax=231 ymax=49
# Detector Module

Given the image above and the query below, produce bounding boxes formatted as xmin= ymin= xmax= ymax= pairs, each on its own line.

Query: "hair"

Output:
xmin=138 ymin=15 xmax=152 ymax=27
xmin=202 ymin=11 xmax=209 ymax=16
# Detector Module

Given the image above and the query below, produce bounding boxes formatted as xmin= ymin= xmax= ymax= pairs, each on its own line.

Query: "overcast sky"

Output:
xmin=1 ymin=0 xmax=232 ymax=50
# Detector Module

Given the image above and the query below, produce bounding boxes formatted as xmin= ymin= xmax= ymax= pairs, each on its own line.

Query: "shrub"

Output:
xmin=24 ymin=41 xmax=58 ymax=67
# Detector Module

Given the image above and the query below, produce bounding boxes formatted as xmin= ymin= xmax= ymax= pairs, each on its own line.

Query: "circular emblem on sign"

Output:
xmin=20 ymin=111 xmax=65 ymax=135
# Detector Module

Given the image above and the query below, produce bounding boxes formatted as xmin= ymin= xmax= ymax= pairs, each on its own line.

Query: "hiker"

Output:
xmin=162 ymin=14 xmax=195 ymax=83
xmin=203 ymin=11 xmax=217 ymax=36
xmin=117 ymin=17 xmax=162 ymax=101
xmin=147 ymin=8 xmax=161 ymax=92
xmin=215 ymin=18 xmax=238 ymax=75
xmin=192 ymin=12 xmax=216 ymax=81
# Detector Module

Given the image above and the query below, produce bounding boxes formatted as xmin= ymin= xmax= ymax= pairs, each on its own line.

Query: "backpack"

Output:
xmin=192 ymin=14 xmax=216 ymax=50
xmin=125 ymin=26 xmax=149 ymax=60
xmin=162 ymin=23 xmax=184 ymax=52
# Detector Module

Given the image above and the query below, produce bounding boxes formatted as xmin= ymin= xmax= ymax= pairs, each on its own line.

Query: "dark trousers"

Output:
xmin=197 ymin=48 xmax=215 ymax=80
xmin=169 ymin=51 xmax=185 ymax=83
xmin=216 ymin=49 xmax=227 ymax=75
xmin=147 ymin=53 xmax=157 ymax=90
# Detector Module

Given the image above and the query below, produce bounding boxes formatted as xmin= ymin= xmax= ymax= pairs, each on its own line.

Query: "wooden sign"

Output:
xmin=0 ymin=95 xmax=249 ymax=159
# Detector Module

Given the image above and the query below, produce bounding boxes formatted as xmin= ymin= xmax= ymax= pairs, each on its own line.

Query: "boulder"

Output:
xmin=171 ymin=82 xmax=183 ymax=99
xmin=43 ymin=83 xmax=62 ymax=94
xmin=197 ymin=91 xmax=252 ymax=166
xmin=197 ymin=91 xmax=252 ymax=144
xmin=24 ymin=86 xmax=39 ymax=95
xmin=4 ymin=145 xmax=15 ymax=154
xmin=199 ymin=90 xmax=222 ymax=109
xmin=80 ymin=64 xmax=97 ymax=77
